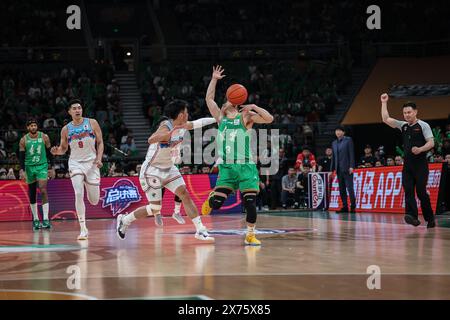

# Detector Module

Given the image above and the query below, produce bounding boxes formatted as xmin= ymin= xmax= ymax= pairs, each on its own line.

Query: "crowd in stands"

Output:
xmin=140 ymin=56 xmax=350 ymax=160
xmin=171 ymin=0 xmax=450 ymax=45
xmin=0 ymin=62 xmax=136 ymax=178
xmin=0 ymin=0 xmax=84 ymax=47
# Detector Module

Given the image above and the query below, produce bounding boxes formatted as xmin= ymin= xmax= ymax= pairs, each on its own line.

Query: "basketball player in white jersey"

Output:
xmin=152 ymin=116 xmax=216 ymax=226
xmin=51 ymin=99 xmax=104 ymax=240
xmin=116 ymin=100 xmax=214 ymax=241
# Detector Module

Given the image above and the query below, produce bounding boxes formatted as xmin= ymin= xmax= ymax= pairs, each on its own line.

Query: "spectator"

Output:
xmin=0 ymin=168 xmax=7 ymax=180
xmin=281 ymin=168 xmax=299 ymax=209
xmin=201 ymin=166 xmax=210 ymax=174
xmin=295 ymin=146 xmax=317 ymax=172
xmin=269 ymin=148 xmax=289 ymax=209
xmin=359 ymin=144 xmax=377 ymax=168
xmin=43 ymin=118 xmax=58 ymax=129
xmin=375 ymin=160 xmax=383 ymax=167
xmin=296 ymin=163 xmax=311 ymax=208
xmin=6 ymin=168 xmax=16 ymax=180
xmin=386 ymin=157 xmax=395 ymax=166
xmin=318 ymin=147 xmax=333 ymax=172
xmin=120 ymin=136 xmax=137 ymax=156
xmin=395 ymin=155 xmax=404 ymax=166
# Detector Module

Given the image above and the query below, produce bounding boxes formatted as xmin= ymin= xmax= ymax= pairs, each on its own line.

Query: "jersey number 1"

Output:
xmin=78 ymin=141 xmax=84 ymax=148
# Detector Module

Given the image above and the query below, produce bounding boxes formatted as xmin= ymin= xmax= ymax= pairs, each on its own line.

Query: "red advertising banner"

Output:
xmin=328 ymin=163 xmax=444 ymax=213
xmin=0 ymin=174 xmax=242 ymax=222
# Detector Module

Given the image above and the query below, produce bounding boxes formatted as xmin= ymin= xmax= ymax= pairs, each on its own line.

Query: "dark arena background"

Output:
xmin=1 ymin=0 xmax=450 ymax=312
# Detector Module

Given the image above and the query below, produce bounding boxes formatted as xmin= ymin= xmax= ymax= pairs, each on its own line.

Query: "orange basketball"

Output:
xmin=226 ymin=84 xmax=248 ymax=105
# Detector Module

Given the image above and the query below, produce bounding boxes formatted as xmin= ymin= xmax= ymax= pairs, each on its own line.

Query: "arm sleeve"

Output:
xmin=294 ymin=154 xmax=303 ymax=169
xmin=191 ymin=117 xmax=216 ymax=129
xmin=420 ymin=121 xmax=434 ymax=140
xmin=19 ymin=151 xmax=25 ymax=170
xmin=46 ymin=147 xmax=54 ymax=166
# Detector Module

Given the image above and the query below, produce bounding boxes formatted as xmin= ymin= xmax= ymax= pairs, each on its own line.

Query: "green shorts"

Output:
xmin=25 ymin=163 xmax=48 ymax=184
xmin=216 ymin=163 xmax=260 ymax=192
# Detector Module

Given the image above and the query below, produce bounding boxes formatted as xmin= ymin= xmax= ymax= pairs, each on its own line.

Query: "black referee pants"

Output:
xmin=402 ymin=164 xmax=434 ymax=222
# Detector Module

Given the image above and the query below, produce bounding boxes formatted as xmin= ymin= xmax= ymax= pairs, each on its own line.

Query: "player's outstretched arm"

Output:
xmin=182 ymin=117 xmax=217 ymax=131
xmin=205 ymin=65 xmax=226 ymax=123
xmin=90 ymin=119 xmax=104 ymax=168
xmin=50 ymin=126 xmax=69 ymax=155
xmin=380 ymin=93 xmax=400 ymax=129
xmin=241 ymin=104 xmax=274 ymax=124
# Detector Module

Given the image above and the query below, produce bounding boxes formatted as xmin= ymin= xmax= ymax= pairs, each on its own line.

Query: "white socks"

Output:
xmin=123 ymin=212 xmax=137 ymax=225
xmin=42 ymin=203 xmax=49 ymax=220
xmin=30 ymin=203 xmax=38 ymax=220
xmin=174 ymin=202 xmax=181 ymax=214
xmin=192 ymin=216 xmax=204 ymax=232
xmin=247 ymin=225 xmax=256 ymax=234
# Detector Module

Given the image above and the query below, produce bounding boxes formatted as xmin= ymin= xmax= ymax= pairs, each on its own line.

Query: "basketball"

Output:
xmin=226 ymin=84 xmax=248 ymax=105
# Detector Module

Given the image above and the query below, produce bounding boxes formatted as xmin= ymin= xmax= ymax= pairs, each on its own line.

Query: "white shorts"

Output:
xmin=139 ymin=164 xmax=185 ymax=201
xmin=69 ymin=159 xmax=101 ymax=186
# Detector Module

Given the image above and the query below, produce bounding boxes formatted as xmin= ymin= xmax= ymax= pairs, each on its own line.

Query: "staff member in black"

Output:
xmin=381 ymin=93 xmax=435 ymax=228
xmin=331 ymin=126 xmax=356 ymax=213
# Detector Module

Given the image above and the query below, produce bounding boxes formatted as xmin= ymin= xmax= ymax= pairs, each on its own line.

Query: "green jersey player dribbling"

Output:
xmin=201 ymin=65 xmax=274 ymax=246
xmin=19 ymin=119 xmax=54 ymax=230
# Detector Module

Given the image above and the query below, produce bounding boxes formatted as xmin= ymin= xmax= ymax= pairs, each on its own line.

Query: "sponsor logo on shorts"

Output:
xmin=101 ymin=179 xmax=142 ymax=216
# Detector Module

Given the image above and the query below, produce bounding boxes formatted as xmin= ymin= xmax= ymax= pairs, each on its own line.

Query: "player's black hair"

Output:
xmin=67 ymin=99 xmax=83 ymax=110
xmin=26 ymin=118 xmax=38 ymax=127
xmin=163 ymin=99 xmax=189 ymax=120
xmin=335 ymin=125 xmax=346 ymax=132
xmin=402 ymin=101 xmax=417 ymax=109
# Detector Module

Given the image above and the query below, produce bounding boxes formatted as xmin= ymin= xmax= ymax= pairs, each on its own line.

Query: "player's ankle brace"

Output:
xmin=243 ymin=192 xmax=257 ymax=224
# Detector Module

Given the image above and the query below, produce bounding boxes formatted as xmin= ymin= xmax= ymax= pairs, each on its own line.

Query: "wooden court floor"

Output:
xmin=1 ymin=211 xmax=450 ymax=300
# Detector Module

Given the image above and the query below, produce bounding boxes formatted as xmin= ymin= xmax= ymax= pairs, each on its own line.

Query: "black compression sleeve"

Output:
xmin=19 ymin=151 xmax=26 ymax=170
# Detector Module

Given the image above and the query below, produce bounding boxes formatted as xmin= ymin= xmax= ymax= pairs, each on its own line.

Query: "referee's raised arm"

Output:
xmin=380 ymin=93 xmax=400 ymax=129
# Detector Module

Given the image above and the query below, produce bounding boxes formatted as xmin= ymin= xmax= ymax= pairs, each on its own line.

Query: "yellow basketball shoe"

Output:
xmin=244 ymin=233 xmax=261 ymax=246
xmin=201 ymin=192 xmax=214 ymax=216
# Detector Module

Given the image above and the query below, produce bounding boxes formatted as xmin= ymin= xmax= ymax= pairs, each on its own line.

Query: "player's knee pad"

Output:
xmin=28 ymin=182 xmax=37 ymax=204
xmin=209 ymin=188 xmax=231 ymax=210
xmin=146 ymin=203 xmax=162 ymax=216
xmin=243 ymin=192 xmax=257 ymax=224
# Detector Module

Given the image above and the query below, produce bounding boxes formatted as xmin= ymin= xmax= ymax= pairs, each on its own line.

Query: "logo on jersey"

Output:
xmin=101 ymin=179 xmax=142 ymax=216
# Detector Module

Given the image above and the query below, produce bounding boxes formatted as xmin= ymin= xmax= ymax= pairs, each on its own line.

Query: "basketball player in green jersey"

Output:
xmin=201 ymin=65 xmax=274 ymax=246
xmin=19 ymin=119 xmax=53 ymax=230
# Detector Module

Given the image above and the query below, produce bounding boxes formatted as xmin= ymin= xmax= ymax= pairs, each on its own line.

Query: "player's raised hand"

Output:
xmin=380 ymin=93 xmax=389 ymax=103
xmin=212 ymin=65 xmax=226 ymax=80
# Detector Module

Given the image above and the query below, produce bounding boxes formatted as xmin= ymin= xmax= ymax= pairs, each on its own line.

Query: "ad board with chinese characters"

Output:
xmin=328 ymin=163 xmax=444 ymax=213
xmin=0 ymin=174 xmax=242 ymax=222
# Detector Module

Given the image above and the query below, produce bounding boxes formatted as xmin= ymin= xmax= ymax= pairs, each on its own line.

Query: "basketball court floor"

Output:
xmin=1 ymin=211 xmax=450 ymax=300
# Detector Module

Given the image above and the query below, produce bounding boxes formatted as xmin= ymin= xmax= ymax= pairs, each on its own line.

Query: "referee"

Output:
xmin=381 ymin=93 xmax=435 ymax=228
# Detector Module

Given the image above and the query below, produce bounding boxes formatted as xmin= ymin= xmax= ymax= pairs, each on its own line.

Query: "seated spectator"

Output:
xmin=200 ymin=166 xmax=210 ymax=174
xmin=375 ymin=160 xmax=383 ymax=167
xmin=359 ymin=144 xmax=376 ymax=168
xmin=386 ymin=157 xmax=395 ymax=166
xmin=318 ymin=147 xmax=332 ymax=172
xmin=281 ymin=168 xmax=299 ymax=209
xmin=43 ymin=118 xmax=58 ymax=129
xmin=120 ymin=136 xmax=137 ymax=156
xmin=296 ymin=163 xmax=311 ymax=208
xmin=295 ymin=146 xmax=317 ymax=172
xmin=0 ymin=168 xmax=7 ymax=180
xmin=56 ymin=169 xmax=66 ymax=179
xmin=395 ymin=156 xmax=404 ymax=166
